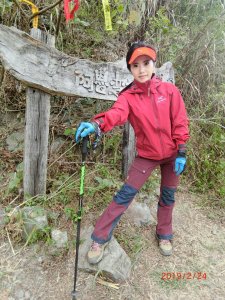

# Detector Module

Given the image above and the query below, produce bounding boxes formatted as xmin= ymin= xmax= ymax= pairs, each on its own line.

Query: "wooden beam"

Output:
xmin=0 ymin=24 xmax=174 ymax=101
xmin=0 ymin=24 xmax=132 ymax=100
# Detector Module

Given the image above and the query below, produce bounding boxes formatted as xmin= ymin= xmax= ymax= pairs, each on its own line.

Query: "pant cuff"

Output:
xmin=156 ymin=233 xmax=173 ymax=240
xmin=91 ymin=233 xmax=110 ymax=244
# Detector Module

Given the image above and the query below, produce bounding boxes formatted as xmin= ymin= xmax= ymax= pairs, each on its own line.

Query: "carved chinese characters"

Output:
xmin=74 ymin=66 xmax=132 ymax=99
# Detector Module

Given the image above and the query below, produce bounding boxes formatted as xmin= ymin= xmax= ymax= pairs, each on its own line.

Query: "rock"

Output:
xmin=24 ymin=290 xmax=31 ymax=299
xmin=0 ymin=111 xmax=22 ymax=127
xmin=50 ymin=137 xmax=65 ymax=154
xmin=0 ymin=207 xmax=6 ymax=229
xmin=37 ymin=256 xmax=44 ymax=263
xmin=78 ymin=226 xmax=131 ymax=282
xmin=21 ymin=206 xmax=48 ymax=240
xmin=125 ymin=201 xmax=153 ymax=226
xmin=51 ymin=229 xmax=68 ymax=248
xmin=139 ymin=192 xmax=157 ymax=204
xmin=47 ymin=210 xmax=60 ymax=225
xmin=155 ymin=187 xmax=161 ymax=197
xmin=156 ymin=61 xmax=175 ymax=84
xmin=14 ymin=289 xmax=24 ymax=299
xmin=211 ymin=225 xmax=218 ymax=235
xmin=6 ymin=131 xmax=24 ymax=152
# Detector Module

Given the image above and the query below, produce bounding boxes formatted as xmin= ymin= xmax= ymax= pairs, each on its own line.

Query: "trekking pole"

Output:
xmin=71 ymin=136 xmax=89 ymax=300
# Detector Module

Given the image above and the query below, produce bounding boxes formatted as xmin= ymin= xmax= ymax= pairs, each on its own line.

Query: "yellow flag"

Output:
xmin=102 ymin=0 xmax=112 ymax=31
xmin=19 ymin=0 xmax=39 ymax=29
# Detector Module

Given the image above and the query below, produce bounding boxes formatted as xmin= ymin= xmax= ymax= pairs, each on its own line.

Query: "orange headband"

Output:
xmin=128 ymin=47 xmax=157 ymax=64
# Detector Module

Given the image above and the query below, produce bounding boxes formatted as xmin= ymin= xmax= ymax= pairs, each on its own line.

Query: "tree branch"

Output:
xmin=29 ymin=0 xmax=63 ymax=20
xmin=55 ymin=8 xmax=63 ymax=37
xmin=12 ymin=0 xmax=29 ymax=18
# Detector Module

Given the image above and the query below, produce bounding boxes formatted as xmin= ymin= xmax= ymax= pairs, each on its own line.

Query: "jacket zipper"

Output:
xmin=151 ymin=93 xmax=165 ymax=159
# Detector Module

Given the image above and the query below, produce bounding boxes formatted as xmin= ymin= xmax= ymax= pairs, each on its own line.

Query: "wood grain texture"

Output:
xmin=23 ymin=29 xmax=53 ymax=196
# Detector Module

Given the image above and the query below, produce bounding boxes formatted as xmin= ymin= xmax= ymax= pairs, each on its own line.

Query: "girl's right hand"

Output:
xmin=75 ymin=122 xmax=95 ymax=142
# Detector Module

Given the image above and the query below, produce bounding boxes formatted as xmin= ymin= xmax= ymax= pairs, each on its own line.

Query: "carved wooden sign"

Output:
xmin=0 ymin=25 xmax=133 ymax=100
xmin=0 ymin=24 xmax=174 ymax=101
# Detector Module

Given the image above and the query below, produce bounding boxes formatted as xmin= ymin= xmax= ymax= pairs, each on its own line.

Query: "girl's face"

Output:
xmin=130 ymin=55 xmax=155 ymax=83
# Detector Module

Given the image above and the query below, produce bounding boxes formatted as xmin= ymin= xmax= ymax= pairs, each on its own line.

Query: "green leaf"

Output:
xmin=64 ymin=128 xmax=75 ymax=136
xmin=117 ymin=4 xmax=124 ymax=13
xmin=95 ymin=176 xmax=115 ymax=189
xmin=79 ymin=20 xmax=90 ymax=27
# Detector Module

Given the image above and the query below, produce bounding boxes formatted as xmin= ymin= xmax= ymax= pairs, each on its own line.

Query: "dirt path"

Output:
xmin=1 ymin=191 xmax=225 ymax=300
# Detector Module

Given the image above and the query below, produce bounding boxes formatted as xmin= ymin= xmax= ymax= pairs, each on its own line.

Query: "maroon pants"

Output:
xmin=91 ymin=155 xmax=179 ymax=243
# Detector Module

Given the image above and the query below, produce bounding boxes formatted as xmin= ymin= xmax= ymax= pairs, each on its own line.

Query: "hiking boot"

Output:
xmin=87 ymin=241 xmax=108 ymax=264
xmin=158 ymin=239 xmax=172 ymax=256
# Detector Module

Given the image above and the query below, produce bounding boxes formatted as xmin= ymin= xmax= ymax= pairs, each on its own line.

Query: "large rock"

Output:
xmin=139 ymin=192 xmax=158 ymax=204
xmin=78 ymin=226 xmax=131 ymax=282
xmin=50 ymin=137 xmax=65 ymax=154
xmin=6 ymin=131 xmax=24 ymax=151
xmin=51 ymin=229 xmax=68 ymax=248
xmin=21 ymin=206 xmax=48 ymax=240
xmin=125 ymin=200 xmax=154 ymax=226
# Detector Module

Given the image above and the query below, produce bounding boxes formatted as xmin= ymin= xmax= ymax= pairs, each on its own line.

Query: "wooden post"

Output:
xmin=122 ymin=122 xmax=135 ymax=179
xmin=23 ymin=29 xmax=55 ymax=197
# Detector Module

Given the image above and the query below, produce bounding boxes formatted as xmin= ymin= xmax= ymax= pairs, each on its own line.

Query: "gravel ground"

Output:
xmin=0 ymin=191 xmax=225 ymax=300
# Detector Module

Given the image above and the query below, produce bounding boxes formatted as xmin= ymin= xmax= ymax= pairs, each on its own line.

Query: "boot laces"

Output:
xmin=91 ymin=241 xmax=101 ymax=251
xmin=160 ymin=239 xmax=171 ymax=245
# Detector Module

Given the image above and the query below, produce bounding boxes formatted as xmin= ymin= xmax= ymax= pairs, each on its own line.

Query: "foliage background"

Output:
xmin=0 ymin=0 xmax=224 ymax=215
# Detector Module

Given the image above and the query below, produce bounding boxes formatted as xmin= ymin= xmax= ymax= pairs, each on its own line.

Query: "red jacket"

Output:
xmin=93 ymin=76 xmax=190 ymax=160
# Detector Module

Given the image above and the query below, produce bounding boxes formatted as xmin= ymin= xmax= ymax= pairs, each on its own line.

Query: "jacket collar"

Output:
xmin=128 ymin=75 xmax=161 ymax=95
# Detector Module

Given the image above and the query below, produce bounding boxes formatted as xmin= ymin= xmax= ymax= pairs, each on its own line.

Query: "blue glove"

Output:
xmin=174 ymin=152 xmax=186 ymax=176
xmin=75 ymin=122 xmax=96 ymax=143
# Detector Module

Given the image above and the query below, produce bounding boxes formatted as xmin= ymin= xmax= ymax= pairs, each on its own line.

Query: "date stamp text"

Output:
xmin=161 ymin=272 xmax=207 ymax=281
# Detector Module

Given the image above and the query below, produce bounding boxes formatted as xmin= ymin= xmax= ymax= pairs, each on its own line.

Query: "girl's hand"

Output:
xmin=75 ymin=122 xmax=95 ymax=142
xmin=174 ymin=155 xmax=186 ymax=176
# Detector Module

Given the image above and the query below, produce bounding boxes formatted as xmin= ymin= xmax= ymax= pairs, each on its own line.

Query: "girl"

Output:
xmin=75 ymin=41 xmax=189 ymax=263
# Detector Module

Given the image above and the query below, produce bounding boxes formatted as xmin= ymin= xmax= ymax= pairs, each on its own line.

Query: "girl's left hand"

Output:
xmin=174 ymin=157 xmax=186 ymax=176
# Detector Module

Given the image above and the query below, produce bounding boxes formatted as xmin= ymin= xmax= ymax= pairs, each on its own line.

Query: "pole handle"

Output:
xmin=81 ymin=136 xmax=88 ymax=161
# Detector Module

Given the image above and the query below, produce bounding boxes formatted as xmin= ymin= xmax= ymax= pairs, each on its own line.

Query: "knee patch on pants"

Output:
xmin=161 ymin=186 xmax=176 ymax=206
xmin=113 ymin=183 xmax=138 ymax=207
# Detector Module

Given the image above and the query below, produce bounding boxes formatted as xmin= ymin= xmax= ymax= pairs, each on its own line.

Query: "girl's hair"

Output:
xmin=126 ymin=41 xmax=156 ymax=70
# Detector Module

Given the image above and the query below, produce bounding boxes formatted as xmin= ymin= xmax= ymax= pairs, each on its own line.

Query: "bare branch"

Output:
xmin=12 ymin=0 xmax=29 ymax=18
xmin=30 ymin=0 xmax=63 ymax=20
xmin=55 ymin=8 xmax=63 ymax=37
